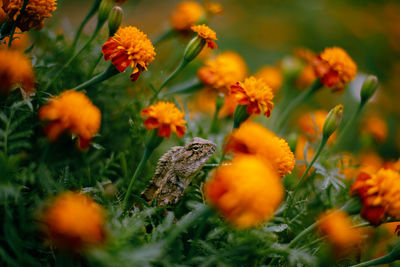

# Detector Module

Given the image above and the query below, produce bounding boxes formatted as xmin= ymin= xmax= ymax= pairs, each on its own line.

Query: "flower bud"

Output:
xmin=108 ymin=6 xmax=123 ymax=37
xmin=98 ymin=0 xmax=113 ymax=25
xmin=233 ymin=104 xmax=250 ymax=129
xmin=360 ymin=75 xmax=378 ymax=104
xmin=281 ymin=56 xmax=302 ymax=80
xmin=287 ymin=132 xmax=298 ymax=153
xmin=183 ymin=35 xmax=206 ymax=62
xmin=322 ymin=104 xmax=343 ymax=139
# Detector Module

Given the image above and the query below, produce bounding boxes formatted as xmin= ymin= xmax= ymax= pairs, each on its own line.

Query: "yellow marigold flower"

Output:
xmin=318 ymin=210 xmax=363 ymax=250
xmin=197 ymin=51 xmax=247 ymax=93
xmin=39 ymin=90 xmax=101 ymax=149
xmin=225 ymin=122 xmax=295 ymax=177
xmin=191 ymin=24 xmax=217 ymax=49
xmin=313 ymin=47 xmax=357 ymax=92
xmin=141 ymin=101 xmax=187 ymax=138
xmin=351 ymin=168 xmax=400 ymax=225
xmin=205 ymin=155 xmax=284 ymax=229
xmin=230 ymin=76 xmax=274 ymax=117
xmin=102 ymin=26 xmax=156 ymax=82
xmin=0 ymin=49 xmax=35 ymax=95
xmin=255 ymin=66 xmax=283 ymax=93
xmin=43 ymin=191 xmax=106 ymax=249
xmin=3 ymin=0 xmax=57 ymax=31
xmin=170 ymin=1 xmax=204 ymax=31
xmin=298 ymin=110 xmax=337 ymax=144
xmin=362 ymin=114 xmax=388 ymax=143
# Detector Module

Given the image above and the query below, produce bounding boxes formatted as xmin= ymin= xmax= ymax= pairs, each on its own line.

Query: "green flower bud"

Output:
xmin=108 ymin=6 xmax=123 ymax=37
xmin=322 ymin=104 xmax=343 ymax=139
xmin=98 ymin=0 xmax=113 ymax=25
xmin=183 ymin=35 xmax=206 ymax=62
xmin=287 ymin=132 xmax=298 ymax=153
xmin=360 ymin=75 xmax=378 ymax=104
xmin=281 ymin=56 xmax=302 ymax=80
xmin=233 ymin=104 xmax=250 ymax=129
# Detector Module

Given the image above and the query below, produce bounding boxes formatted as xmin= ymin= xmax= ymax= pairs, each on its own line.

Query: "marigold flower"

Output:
xmin=351 ymin=168 xmax=400 ymax=225
xmin=170 ymin=1 xmax=204 ymax=31
xmin=255 ymin=66 xmax=283 ymax=93
xmin=102 ymin=26 xmax=156 ymax=82
xmin=191 ymin=24 xmax=217 ymax=49
xmin=205 ymin=155 xmax=284 ymax=229
xmin=0 ymin=0 xmax=6 ymax=23
xmin=3 ymin=0 xmax=57 ymax=31
xmin=39 ymin=90 xmax=101 ymax=149
xmin=318 ymin=210 xmax=363 ymax=250
xmin=225 ymin=122 xmax=295 ymax=177
xmin=298 ymin=110 xmax=336 ymax=144
xmin=204 ymin=1 xmax=223 ymax=15
xmin=197 ymin=51 xmax=247 ymax=93
xmin=358 ymin=152 xmax=383 ymax=175
xmin=230 ymin=76 xmax=274 ymax=117
xmin=43 ymin=191 xmax=106 ymax=249
xmin=313 ymin=47 xmax=357 ymax=92
xmin=141 ymin=101 xmax=187 ymax=138
xmin=0 ymin=49 xmax=35 ymax=95
xmin=362 ymin=114 xmax=388 ymax=143
xmin=296 ymin=64 xmax=317 ymax=89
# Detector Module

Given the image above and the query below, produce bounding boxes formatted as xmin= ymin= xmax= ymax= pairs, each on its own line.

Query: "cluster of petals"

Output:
xmin=39 ymin=90 xmax=101 ymax=149
xmin=43 ymin=191 xmax=106 ymax=250
xmin=313 ymin=47 xmax=357 ymax=92
xmin=0 ymin=49 xmax=35 ymax=95
xmin=351 ymin=168 xmax=400 ymax=225
xmin=225 ymin=122 xmax=295 ymax=178
xmin=2 ymin=0 xmax=57 ymax=31
xmin=141 ymin=101 xmax=187 ymax=138
xmin=205 ymin=155 xmax=284 ymax=229
xmin=102 ymin=26 xmax=156 ymax=82
xmin=361 ymin=114 xmax=388 ymax=143
xmin=255 ymin=65 xmax=283 ymax=93
xmin=230 ymin=76 xmax=274 ymax=117
xmin=191 ymin=24 xmax=218 ymax=49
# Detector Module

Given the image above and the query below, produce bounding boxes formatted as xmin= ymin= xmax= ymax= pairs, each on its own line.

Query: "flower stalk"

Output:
xmin=74 ymin=63 xmax=119 ymax=90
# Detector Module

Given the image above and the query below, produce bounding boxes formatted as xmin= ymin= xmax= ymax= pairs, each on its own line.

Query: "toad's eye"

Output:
xmin=192 ymin=145 xmax=200 ymax=151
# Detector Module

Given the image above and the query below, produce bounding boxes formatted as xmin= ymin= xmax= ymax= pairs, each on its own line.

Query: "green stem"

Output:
xmin=209 ymin=95 xmax=224 ymax=134
xmin=289 ymin=220 xmax=318 ymax=248
xmin=350 ymin=254 xmax=397 ymax=267
xmin=71 ymin=0 xmax=102 ymax=53
xmin=160 ymin=78 xmax=203 ymax=97
xmin=7 ymin=0 xmax=29 ymax=48
xmin=153 ymin=28 xmax=176 ymax=46
xmin=87 ymin=53 xmax=104 ymax=78
xmin=150 ymin=59 xmax=189 ymax=103
xmin=276 ymin=79 xmax=322 ymax=133
xmin=74 ymin=63 xmax=119 ymax=90
xmin=123 ymin=147 xmax=153 ymax=211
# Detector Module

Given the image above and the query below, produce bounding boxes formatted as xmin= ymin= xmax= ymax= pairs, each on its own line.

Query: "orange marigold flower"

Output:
xmin=170 ymin=1 xmax=204 ymax=31
xmin=0 ymin=0 xmax=6 ymax=23
xmin=230 ymin=76 xmax=274 ymax=117
xmin=102 ymin=26 xmax=156 ymax=82
xmin=225 ymin=122 xmax=295 ymax=177
xmin=318 ymin=210 xmax=363 ymax=251
xmin=204 ymin=1 xmax=223 ymax=15
xmin=141 ymin=101 xmax=187 ymax=138
xmin=3 ymin=0 xmax=57 ymax=31
xmin=351 ymin=168 xmax=400 ymax=225
xmin=296 ymin=64 xmax=317 ymax=89
xmin=362 ymin=114 xmax=388 ymax=143
xmin=191 ymin=24 xmax=217 ymax=49
xmin=205 ymin=155 xmax=284 ymax=229
xmin=255 ymin=65 xmax=283 ymax=93
xmin=43 ymin=191 xmax=106 ymax=250
xmin=313 ymin=47 xmax=357 ymax=92
xmin=197 ymin=51 xmax=247 ymax=93
xmin=298 ymin=110 xmax=336 ymax=144
xmin=0 ymin=49 xmax=35 ymax=95
xmin=39 ymin=90 xmax=101 ymax=149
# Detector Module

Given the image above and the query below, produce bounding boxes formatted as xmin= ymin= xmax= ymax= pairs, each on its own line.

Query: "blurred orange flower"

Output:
xmin=362 ymin=114 xmax=388 ymax=143
xmin=141 ymin=101 xmax=187 ymax=138
xmin=219 ymin=93 xmax=239 ymax=118
xmin=204 ymin=1 xmax=223 ymax=15
xmin=225 ymin=122 xmax=295 ymax=177
xmin=298 ymin=110 xmax=336 ymax=144
xmin=39 ymin=90 xmax=101 ymax=149
xmin=255 ymin=65 xmax=283 ymax=93
xmin=191 ymin=24 xmax=217 ymax=49
xmin=205 ymin=155 xmax=284 ymax=229
xmin=43 ymin=191 xmax=106 ymax=250
xmin=102 ymin=26 xmax=156 ymax=82
xmin=0 ymin=49 xmax=35 ymax=95
xmin=0 ymin=28 xmax=29 ymax=50
xmin=313 ymin=47 xmax=357 ymax=92
xmin=318 ymin=210 xmax=363 ymax=250
xmin=230 ymin=76 xmax=274 ymax=117
xmin=170 ymin=1 xmax=204 ymax=31
xmin=3 ymin=0 xmax=57 ymax=31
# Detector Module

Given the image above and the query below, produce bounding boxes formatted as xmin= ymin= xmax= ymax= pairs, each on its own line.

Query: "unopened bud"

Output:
xmin=98 ymin=0 xmax=113 ymax=24
xmin=323 ymin=104 xmax=343 ymax=139
xmin=183 ymin=35 xmax=206 ymax=62
xmin=108 ymin=6 xmax=123 ymax=36
xmin=360 ymin=75 xmax=378 ymax=104
xmin=281 ymin=56 xmax=302 ymax=80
